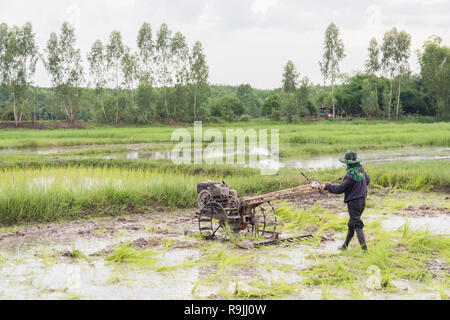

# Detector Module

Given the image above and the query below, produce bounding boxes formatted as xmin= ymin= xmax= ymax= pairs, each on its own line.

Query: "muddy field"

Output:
xmin=0 ymin=188 xmax=448 ymax=300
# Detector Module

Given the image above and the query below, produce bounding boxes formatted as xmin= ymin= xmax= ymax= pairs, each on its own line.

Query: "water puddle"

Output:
xmin=123 ymin=146 xmax=450 ymax=171
xmin=282 ymin=147 xmax=450 ymax=170
xmin=2 ymin=144 xmax=449 ymax=171
xmin=381 ymin=215 xmax=450 ymax=235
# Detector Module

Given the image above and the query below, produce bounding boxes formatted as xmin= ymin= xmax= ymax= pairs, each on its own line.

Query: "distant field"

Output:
xmin=0 ymin=120 xmax=449 ymax=157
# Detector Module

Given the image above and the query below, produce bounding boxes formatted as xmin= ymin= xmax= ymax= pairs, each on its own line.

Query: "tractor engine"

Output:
xmin=196 ymin=181 xmax=240 ymax=211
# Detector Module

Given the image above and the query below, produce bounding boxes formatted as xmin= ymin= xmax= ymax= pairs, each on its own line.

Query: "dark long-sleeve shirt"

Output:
xmin=325 ymin=169 xmax=370 ymax=203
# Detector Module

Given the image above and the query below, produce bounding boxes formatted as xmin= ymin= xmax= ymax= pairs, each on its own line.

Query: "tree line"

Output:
xmin=271 ymin=23 xmax=449 ymax=122
xmin=0 ymin=21 xmax=209 ymax=125
xmin=0 ymin=21 xmax=448 ymax=124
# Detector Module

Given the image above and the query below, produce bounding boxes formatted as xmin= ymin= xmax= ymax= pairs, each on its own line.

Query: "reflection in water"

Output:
xmin=2 ymin=144 xmax=449 ymax=170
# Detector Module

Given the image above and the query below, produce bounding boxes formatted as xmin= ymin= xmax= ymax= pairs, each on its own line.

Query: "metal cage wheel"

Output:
xmin=252 ymin=202 xmax=278 ymax=239
xmin=198 ymin=202 xmax=227 ymax=240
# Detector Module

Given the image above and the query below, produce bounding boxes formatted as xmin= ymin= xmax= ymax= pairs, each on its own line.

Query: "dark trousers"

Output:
xmin=343 ymin=198 xmax=367 ymax=249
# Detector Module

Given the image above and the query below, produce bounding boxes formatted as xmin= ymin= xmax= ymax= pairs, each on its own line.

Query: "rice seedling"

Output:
xmin=70 ymin=249 xmax=90 ymax=260
xmin=104 ymin=273 xmax=133 ymax=287
xmin=162 ymin=238 xmax=176 ymax=254
xmin=61 ymin=292 xmax=83 ymax=300
xmin=105 ymin=242 xmax=160 ymax=269
xmin=233 ymin=279 xmax=302 ymax=299
xmin=439 ymin=283 xmax=448 ymax=300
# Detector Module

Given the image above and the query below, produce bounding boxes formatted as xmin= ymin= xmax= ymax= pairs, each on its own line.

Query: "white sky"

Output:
xmin=0 ymin=0 xmax=448 ymax=89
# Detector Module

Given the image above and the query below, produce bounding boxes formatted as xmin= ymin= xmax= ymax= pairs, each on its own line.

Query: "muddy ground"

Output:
xmin=0 ymin=189 xmax=448 ymax=300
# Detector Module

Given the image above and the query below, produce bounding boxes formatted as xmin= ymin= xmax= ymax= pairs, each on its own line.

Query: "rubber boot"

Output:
xmin=356 ymin=227 xmax=368 ymax=251
xmin=339 ymin=227 xmax=355 ymax=251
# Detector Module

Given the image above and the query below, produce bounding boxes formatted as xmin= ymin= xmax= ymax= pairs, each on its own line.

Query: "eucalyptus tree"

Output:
xmin=282 ymin=60 xmax=298 ymax=94
xmin=136 ymin=22 xmax=155 ymax=123
xmin=393 ymin=30 xmax=411 ymax=120
xmin=155 ymin=23 xmax=173 ymax=119
xmin=365 ymin=37 xmax=380 ymax=106
xmin=106 ymin=30 xmax=127 ymax=123
xmin=381 ymin=29 xmax=396 ymax=119
xmin=44 ymin=22 xmax=83 ymax=122
xmin=319 ymin=22 xmax=345 ymax=119
xmin=418 ymin=36 xmax=450 ymax=119
xmin=0 ymin=22 xmax=38 ymax=125
xmin=281 ymin=60 xmax=299 ymax=121
xmin=87 ymin=40 xmax=107 ymax=120
xmin=190 ymin=41 xmax=209 ymax=120
xmin=137 ymin=22 xmax=154 ymax=84
xmin=171 ymin=31 xmax=190 ymax=118
xmin=121 ymin=51 xmax=138 ymax=109
xmin=381 ymin=27 xmax=411 ymax=120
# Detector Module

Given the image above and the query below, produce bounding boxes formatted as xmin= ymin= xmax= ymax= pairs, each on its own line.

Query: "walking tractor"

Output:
xmin=196 ymin=177 xmax=323 ymax=243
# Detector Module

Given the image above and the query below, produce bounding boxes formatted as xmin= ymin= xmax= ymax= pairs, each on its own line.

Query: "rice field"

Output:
xmin=0 ymin=120 xmax=448 ymax=300
xmin=0 ymin=120 xmax=448 ymax=156
xmin=0 ymin=160 xmax=448 ymax=225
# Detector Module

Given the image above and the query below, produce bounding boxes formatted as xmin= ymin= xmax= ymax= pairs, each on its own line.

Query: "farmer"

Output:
xmin=320 ymin=150 xmax=370 ymax=251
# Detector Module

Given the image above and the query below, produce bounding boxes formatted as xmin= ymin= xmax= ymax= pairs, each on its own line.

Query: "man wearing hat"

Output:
xmin=320 ymin=150 xmax=370 ymax=251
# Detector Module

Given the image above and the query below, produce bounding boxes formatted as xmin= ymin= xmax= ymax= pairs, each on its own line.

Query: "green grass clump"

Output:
xmin=106 ymin=242 xmax=160 ymax=269
xmin=233 ymin=280 xmax=302 ymax=299
xmin=61 ymin=293 xmax=83 ymax=300
xmin=71 ymin=249 xmax=90 ymax=260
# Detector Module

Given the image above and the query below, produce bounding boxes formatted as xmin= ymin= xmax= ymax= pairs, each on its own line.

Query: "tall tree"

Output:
xmin=319 ymin=22 xmax=345 ymax=119
xmin=365 ymin=37 xmax=380 ymax=107
xmin=121 ymin=51 xmax=138 ymax=108
xmin=155 ymin=23 xmax=173 ymax=119
xmin=171 ymin=31 xmax=189 ymax=119
xmin=393 ymin=30 xmax=411 ymax=120
xmin=190 ymin=41 xmax=209 ymax=120
xmin=381 ymin=28 xmax=396 ymax=119
xmin=136 ymin=22 xmax=155 ymax=123
xmin=381 ymin=27 xmax=411 ymax=120
xmin=418 ymin=35 xmax=450 ymax=119
xmin=137 ymin=22 xmax=154 ymax=85
xmin=44 ymin=22 xmax=83 ymax=122
xmin=281 ymin=60 xmax=299 ymax=122
xmin=282 ymin=60 xmax=298 ymax=94
xmin=0 ymin=22 xmax=38 ymax=125
xmin=106 ymin=30 xmax=127 ymax=123
xmin=87 ymin=40 xmax=107 ymax=120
